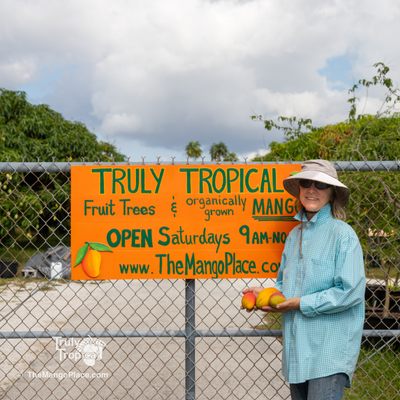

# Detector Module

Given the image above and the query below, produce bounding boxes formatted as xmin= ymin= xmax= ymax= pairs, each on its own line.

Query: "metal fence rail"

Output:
xmin=0 ymin=161 xmax=399 ymax=400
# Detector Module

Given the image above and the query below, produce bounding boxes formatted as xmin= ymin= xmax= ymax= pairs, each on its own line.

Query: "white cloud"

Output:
xmin=101 ymin=112 xmax=142 ymax=135
xmin=1 ymin=0 xmax=400 ymax=159
xmin=0 ymin=59 xmax=36 ymax=86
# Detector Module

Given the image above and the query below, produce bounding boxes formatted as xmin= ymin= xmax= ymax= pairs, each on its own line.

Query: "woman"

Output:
xmin=244 ymin=159 xmax=365 ymax=400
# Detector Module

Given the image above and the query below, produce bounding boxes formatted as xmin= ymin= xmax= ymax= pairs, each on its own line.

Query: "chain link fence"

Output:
xmin=0 ymin=161 xmax=399 ymax=400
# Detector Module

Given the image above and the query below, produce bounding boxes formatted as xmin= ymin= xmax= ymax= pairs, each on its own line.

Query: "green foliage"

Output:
xmin=348 ymin=62 xmax=400 ymax=121
xmin=251 ymin=115 xmax=314 ymax=141
xmin=253 ymin=62 xmax=400 ymax=162
xmin=223 ymin=151 xmax=239 ymax=162
xmin=0 ymin=89 xmax=126 ymax=250
xmin=345 ymin=346 xmax=400 ymax=400
xmin=185 ymin=141 xmax=239 ymax=162
xmin=340 ymin=170 xmax=399 ymax=286
xmin=252 ymin=63 xmax=400 ymax=293
xmin=185 ymin=141 xmax=203 ymax=160
xmin=0 ymin=89 xmax=125 ymax=162
xmin=209 ymin=142 xmax=238 ymax=162
xmin=254 ymin=115 xmax=400 ymax=161
xmin=210 ymin=142 xmax=229 ymax=161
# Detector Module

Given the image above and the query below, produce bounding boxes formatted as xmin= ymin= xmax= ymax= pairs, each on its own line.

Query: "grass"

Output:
xmin=255 ymin=315 xmax=400 ymax=400
xmin=256 ymin=313 xmax=282 ymax=330
xmin=0 ymin=247 xmax=68 ymax=289
xmin=0 ymin=276 xmax=29 ymax=287
xmin=38 ymin=282 xmax=58 ymax=291
xmin=345 ymin=344 xmax=400 ymax=400
xmin=0 ymin=247 xmax=38 ymax=266
xmin=0 ymin=276 xmax=50 ymax=287
xmin=366 ymin=266 xmax=400 ymax=282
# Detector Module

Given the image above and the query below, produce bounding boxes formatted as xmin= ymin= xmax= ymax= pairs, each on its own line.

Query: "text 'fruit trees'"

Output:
xmin=71 ymin=164 xmax=300 ymax=280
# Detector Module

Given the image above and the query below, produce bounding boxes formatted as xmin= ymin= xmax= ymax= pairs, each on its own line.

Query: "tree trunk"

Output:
xmin=383 ymin=263 xmax=391 ymax=319
xmin=394 ymin=270 xmax=400 ymax=288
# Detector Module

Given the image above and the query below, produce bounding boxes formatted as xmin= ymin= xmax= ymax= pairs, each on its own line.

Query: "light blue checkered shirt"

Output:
xmin=275 ymin=204 xmax=366 ymax=385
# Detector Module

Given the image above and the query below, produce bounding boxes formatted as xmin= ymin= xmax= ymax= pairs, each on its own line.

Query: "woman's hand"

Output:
xmin=258 ymin=297 xmax=301 ymax=313
xmin=242 ymin=288 xmax=301 ymax=313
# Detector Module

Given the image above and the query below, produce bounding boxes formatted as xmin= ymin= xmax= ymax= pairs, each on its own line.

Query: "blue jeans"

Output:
xmin=290 ymin=373 xmax=349 ymax=400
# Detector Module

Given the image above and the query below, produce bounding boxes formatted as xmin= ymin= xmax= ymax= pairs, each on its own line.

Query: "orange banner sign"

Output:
xmin=71 ymin=164 xmax=300 ymax=280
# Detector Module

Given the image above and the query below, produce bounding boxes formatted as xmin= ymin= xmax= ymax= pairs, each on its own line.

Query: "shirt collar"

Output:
xmin=294 ymin=203 xmax=333 ymax=224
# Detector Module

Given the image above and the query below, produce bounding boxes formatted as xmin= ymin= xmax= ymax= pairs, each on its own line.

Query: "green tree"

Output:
xmin=185 ymin=141 xmax=202 ymax=160
xmin=210 ymin=142 xmax=228 ymax=161
xmin=252 ymin=63 xmax=400 ymax=318
xmin=224 ymin=151 xmax=239 ymax=162
xmin=209 ymin=142 xmax=238 ymax=162
xmin=0 ymin=89 xmax=126 ymax=251
xmin=0 ymin=89 xmax=125 ymax=161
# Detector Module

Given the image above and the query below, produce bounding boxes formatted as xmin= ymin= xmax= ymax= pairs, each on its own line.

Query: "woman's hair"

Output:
xmin=330 ymin=187 xmax=347 ymax=219
xmin=295 ymin=187 xmax=347 ymax=220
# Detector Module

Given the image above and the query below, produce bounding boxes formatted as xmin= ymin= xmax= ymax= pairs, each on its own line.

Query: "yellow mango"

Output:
xmin=81 ymin=249 xmax=102 ymax=278
xmin=269 ymin=291 xmax=286 ymax=308
xmin=241 ymin=292 xmax=257 ymax=311
xmin=255 ymin=287 xmax=280 ymax=308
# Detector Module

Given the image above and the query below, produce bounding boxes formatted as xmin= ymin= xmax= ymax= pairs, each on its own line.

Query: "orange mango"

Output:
xmin=241 ymin=292 xmax=257 ymax=311
xmin=255 ymin=287 xmax=280 ymax=308
xmin=81 ymin=249 xmax=102 ymax=278
xmin=269 ymin=291 xmax=286 ymax=308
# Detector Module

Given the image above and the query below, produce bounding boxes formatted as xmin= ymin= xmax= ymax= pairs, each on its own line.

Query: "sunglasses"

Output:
xmin=298 ymin=179 xmax=332 ymax=190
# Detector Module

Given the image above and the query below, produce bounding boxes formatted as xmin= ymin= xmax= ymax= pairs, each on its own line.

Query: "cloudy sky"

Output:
xmin=1 ymin=0 xmax=399 ymax=161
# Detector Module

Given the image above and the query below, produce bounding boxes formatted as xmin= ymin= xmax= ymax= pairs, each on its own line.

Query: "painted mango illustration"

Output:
xmin=81 ymin=249 xmax=102 ymax=277
xmin=73 ymin=242 xmax=112 ymax=278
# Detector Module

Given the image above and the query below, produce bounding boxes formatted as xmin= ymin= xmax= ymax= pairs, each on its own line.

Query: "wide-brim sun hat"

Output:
xmin=283 ymin=159 xmax=349 ymax=207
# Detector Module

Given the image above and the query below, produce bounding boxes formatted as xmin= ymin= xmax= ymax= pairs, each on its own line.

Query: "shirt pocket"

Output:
xmin=303 ymin=258 xmax=335 ymax=292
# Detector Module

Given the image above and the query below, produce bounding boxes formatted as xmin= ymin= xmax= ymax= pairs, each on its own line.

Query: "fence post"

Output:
xmin=185 ymin=279 xmax=196 ymax=400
